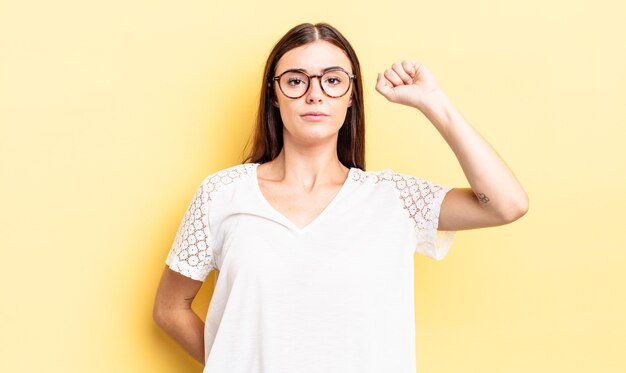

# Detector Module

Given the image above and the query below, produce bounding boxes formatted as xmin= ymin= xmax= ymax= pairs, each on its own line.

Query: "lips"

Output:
xmin=301 ymin=112 xmax=328 ymax=117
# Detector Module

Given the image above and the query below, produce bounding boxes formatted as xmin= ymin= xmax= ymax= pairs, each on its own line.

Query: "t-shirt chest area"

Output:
xmin=214 ymin=207 xmax=413 ymax=286
xmin=257 ymin=180 xmax=346 ymax=231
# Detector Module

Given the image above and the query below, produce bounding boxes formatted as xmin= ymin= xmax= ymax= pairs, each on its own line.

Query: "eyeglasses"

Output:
xmin=273 ymin=68 xmax=356 ymax=99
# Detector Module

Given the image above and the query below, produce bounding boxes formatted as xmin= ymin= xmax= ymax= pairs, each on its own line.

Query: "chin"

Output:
xmin=285 ymin=127 xmax=340 ymax=145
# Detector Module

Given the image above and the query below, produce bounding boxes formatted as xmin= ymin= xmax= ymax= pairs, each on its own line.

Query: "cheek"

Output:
xmin=334 ymin=98 xmax=352 ymax=116
xmin=276 ymin=104 xmax=299 ymax=128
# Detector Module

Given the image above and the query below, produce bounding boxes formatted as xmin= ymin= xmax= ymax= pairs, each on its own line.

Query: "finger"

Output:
xmin=375 ymin=73 xmax=393 ymax=99
xmin=384 ymin=68 xmax=404 ymax=87
xmin=401 ymin=60 xmax=419 ymax=78
xmin=392 ymin=61 xmax=414 ymax=85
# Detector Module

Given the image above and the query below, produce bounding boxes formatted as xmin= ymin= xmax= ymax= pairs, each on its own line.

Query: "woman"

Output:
xmin=153 ymin=22 xmax=528 ymax=372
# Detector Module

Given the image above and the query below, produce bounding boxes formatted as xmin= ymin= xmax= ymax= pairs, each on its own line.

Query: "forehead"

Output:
xmin=275 ymin=40 xmax=352 ymax=74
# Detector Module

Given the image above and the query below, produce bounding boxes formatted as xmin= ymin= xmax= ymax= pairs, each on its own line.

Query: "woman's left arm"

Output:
xmin=376 ymin=61 xmax=529 ymax=231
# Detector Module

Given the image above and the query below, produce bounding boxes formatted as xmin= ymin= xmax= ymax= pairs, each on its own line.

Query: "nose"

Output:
xmin=306 ymin=75 xmax=324 ymax=103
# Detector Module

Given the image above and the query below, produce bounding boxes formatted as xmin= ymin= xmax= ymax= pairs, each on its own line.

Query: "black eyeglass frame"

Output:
xmin=272 ymin=68 xmax=356 ymax=99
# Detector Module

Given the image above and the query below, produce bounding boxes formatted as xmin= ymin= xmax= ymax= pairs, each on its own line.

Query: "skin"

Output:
xmin=153 ymin=39 xmax=529 ymax=365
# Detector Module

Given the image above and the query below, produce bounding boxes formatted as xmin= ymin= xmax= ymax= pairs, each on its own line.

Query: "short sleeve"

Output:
xmin=391 ymin=172 xmax=456 ymax=260
xmin=165 ymin=178 xmax=216 ymax=281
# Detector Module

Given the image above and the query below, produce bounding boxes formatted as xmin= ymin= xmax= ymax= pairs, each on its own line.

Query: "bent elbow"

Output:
xmin=499 ymin=194 xmax=529 ymax=224
xmin=152 ymin=302 xmax=169 ymax=329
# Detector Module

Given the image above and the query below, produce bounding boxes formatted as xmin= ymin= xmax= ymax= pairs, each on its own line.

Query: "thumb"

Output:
xmin=375 ymin=73 xmax=394 ymax=100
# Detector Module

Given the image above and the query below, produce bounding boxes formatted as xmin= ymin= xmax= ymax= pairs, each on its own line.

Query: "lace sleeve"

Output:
xmin=393 ymin=172 xmax=456 ymax=260
xmin=352 ymin=169 xmax=456 ymax=260
xmin=165 ymin=178 xmax=216 ymax=281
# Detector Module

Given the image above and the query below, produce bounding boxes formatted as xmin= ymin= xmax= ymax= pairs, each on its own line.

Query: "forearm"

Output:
xmin=419 ymin=90 xmax=528 ymax=220
xmin=154 ymin=307 xmax=206 ymax=364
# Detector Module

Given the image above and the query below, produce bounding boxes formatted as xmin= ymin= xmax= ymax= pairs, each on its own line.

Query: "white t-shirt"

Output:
xmin=165 ymin=163 xmax=455 ymax=373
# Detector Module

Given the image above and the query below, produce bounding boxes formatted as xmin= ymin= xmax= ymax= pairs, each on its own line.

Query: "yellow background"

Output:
xmin=1 ymin=0 xmax=624 ymax=372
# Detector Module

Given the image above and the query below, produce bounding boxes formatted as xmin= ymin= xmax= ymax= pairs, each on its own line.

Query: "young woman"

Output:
xmin=153 ymin=22 xmax=528 ymax=372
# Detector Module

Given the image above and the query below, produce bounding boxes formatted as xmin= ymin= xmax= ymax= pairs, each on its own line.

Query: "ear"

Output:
xmin=348 ymin=95 xmax=352 ymax=107
xmin=273 ymin=100 xmax=279 ymax=108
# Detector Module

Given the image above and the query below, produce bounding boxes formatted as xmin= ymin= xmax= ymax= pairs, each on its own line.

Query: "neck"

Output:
xmin=263 ymin=141 xmax=348 ymax=189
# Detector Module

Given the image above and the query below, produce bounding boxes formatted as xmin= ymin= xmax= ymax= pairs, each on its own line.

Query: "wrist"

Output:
xmin=413 ymin=88 xmax=447 ymax=111
xmin=417 ymin=89 xmax=453 ymax=118
xmin=417 ymin=90 xmax=461 ymax=133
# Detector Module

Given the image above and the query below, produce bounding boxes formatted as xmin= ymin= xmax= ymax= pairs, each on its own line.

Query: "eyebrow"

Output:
xmin=285 ymin=66 xmax=349 ymax=74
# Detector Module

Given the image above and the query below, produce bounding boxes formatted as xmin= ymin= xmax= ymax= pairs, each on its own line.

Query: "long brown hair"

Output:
xmin=243 ymin=22 xmax=365 ymax=170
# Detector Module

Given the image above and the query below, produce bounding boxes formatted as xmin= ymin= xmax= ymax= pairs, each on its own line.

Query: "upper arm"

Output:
xmin=153 ymin=266 xmax=204 ymax=320
xmin=437 ymin=187 xmax=525 ymax=231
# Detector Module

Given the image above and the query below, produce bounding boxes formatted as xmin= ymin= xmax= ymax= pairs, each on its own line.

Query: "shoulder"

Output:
xmin=351 ymin=167 xmax=451 ymax=198
xmin=199 ymin=163 xmax=258 ymax=201
xmin=351 ymin=167 xmax=427 ymax=186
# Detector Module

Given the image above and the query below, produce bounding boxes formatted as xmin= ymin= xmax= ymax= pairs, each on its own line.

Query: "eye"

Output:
xmin=323 ymin=71 xmax=348 ymax=86
xmin=280 ymin=71 xmax=308 ymax=88
xmin=287 ymin=78 xmax=305 ymax=86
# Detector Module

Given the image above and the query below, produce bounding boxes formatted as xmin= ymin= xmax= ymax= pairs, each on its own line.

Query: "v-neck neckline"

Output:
xmin=251 ymin=162 xmax=355 ymax=234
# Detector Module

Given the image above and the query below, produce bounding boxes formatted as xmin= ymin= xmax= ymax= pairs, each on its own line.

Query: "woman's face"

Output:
xmin=273 ymin=40 xmax=353 ymax=147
